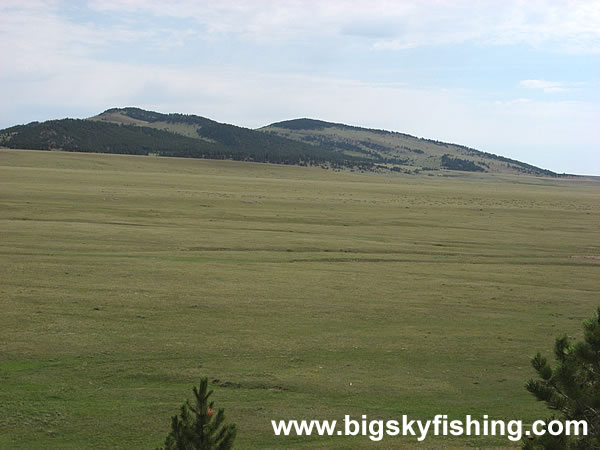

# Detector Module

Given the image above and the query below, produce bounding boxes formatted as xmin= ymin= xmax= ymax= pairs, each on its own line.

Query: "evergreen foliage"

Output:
xmin=163 ymin=378 xmax=237 ymax=450
xmin=267 ymin=118 xmax=335 ymax=130
xmin=441 ymin=154 xmax=485 ymax=172
xmin=0 ymin=117 xmax=371 ymax=168
xmin=267 ymin=118 xmax=559 ymax=176
xmin=524 ymin=307 xmax=600 ymax=449
xmin=0 ymin=107 xmax=561 ymax=176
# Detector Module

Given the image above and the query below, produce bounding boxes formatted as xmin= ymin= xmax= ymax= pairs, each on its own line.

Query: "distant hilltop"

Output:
xmin=0 ymin=107 xmax=561 ymax=176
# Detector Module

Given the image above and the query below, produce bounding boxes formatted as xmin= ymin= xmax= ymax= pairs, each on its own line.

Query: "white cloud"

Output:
xmin=519 ymin=80 xmax=574 ymax=93
xmin=494 ymin=98 xmax=533 ymax=106
xmin=85 ymin=0 xmax=600 ymax=53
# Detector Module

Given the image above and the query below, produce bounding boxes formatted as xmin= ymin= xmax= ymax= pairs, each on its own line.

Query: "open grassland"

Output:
xmin=1 ymin=149 xmax=598 ymax=448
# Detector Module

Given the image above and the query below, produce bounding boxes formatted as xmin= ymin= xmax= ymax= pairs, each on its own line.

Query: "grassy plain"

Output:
xmin=1 ymin=149 xmax=598 ymax=448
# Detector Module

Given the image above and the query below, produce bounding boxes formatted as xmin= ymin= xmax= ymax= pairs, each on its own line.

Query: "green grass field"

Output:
xmin=1 ymin=149 xmax=598 ymax=448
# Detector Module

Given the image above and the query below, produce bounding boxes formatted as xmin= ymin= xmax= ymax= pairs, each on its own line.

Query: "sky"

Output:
xmin=1 ymin=1 xmax=599 ymax=175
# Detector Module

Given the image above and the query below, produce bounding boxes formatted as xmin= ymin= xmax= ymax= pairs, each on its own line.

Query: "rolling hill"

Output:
xmin=0 ymin=108 xmax=370 ymax=169
xmin=260 ymin=118 xmax=558 ymax=176
xmin=0 ymin=107 xmax=559 ymax=176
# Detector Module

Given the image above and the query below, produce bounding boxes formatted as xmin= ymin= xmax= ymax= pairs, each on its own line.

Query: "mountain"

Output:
xmin=0 ymin=107 xmax=558 ymax=176
xmin=0 ymin=108 xmax=371 ymax=169
xmin=260 ymin=118 xmax=558 ymax=176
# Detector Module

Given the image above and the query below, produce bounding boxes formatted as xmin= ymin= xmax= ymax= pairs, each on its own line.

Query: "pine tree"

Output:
xmin=163 ymin=377 xmax=237 ymax=450
xmin=524 ymin=307 xmax=600 ymax=449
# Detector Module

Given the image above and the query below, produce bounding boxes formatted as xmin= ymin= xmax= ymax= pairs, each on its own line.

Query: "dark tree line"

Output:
xmin=441 ymin=154 xmax=485 ymax=172
xmin=0 ymin=118 xmax=373 ymax=168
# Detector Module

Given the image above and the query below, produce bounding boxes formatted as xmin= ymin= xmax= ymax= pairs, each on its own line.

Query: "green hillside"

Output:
xmin=260 ymin=118 xmax=558 ymax=176
xmin=0 ymin=108 xmax=559 ymax=176
xmin=91 ymin=108 xmax=372 ymax=169
xmin=0 ymin=109 xmax=371 ymax=169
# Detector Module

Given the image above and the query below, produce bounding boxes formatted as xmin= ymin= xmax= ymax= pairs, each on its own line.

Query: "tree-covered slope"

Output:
xmin=91 ymin=108 xmax=371 ymax=167
xmin=0 ymin=108 xmax=560 ymax=175
xmin=0 ymin=109 xmax=372 ymax=168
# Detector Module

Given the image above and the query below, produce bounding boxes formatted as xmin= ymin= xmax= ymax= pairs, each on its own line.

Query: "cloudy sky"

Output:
xmin=1 ymin=1 xmax=598 ymax=174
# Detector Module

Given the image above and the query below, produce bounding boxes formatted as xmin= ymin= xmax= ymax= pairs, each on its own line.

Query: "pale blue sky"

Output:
xmin=1 ymin=0 xmax=598 ymax=174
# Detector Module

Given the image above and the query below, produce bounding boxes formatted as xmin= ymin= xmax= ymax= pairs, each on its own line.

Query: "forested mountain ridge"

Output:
xmin=0 ymin=109 xmax=370 ymax=168
xmin=0 ymin=107 xmax=559 ymax=176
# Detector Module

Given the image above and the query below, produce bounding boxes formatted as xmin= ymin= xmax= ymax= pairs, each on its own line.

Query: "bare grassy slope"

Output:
xmin=261 ymin=118 xmax=558 ymax=176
